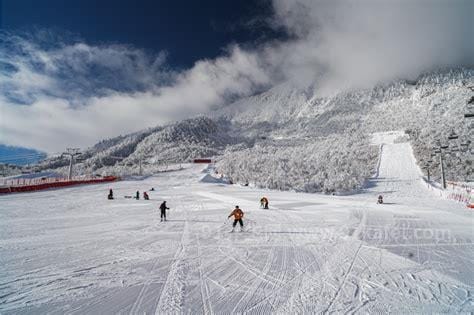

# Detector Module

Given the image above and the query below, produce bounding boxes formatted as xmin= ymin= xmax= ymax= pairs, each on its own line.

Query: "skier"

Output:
xmin=160 ymin=201 xmax=169 ymax=221
xmin=135 ymin=191 xmax=140 ymax=200
xmin=228 ymin=205 xmax=244 ymax=232
xmin=260 ymin=197 xmax=269 ymax=209
xmin=150 ymin=187 xmax=155 ymax=191
xmin=108 ymin=189 xmax=114 ymax=200
xmin=377 ymin=195 xmax=384 ymax=204
xmin=143 ymin=192 xmax=149 ymax=200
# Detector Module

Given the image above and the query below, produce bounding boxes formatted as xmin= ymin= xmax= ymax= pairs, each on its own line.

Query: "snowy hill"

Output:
xmin=222 ymin=69 xmax=473 ymax=141
xmin=32 ymin=68 xmax=473 ymax=191
xmin=2 ymin=70 xmax=473 ymax=313
xmin=126 ymin=116 xmax=249 ymax=164
xmin=1 ymin=132 xmax=472 ymax=313
xmin=33 ymin=116 xmax=253 ymax=178
xmin=220 ymin=69 xmax=472 ymax=183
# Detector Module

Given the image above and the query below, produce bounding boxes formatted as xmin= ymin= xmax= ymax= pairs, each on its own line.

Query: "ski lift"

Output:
xmin=427 ymin=160 xmax=433 ymax=163
xmin=465 ymin=112 xmax=474 ymax=118
xmin=434 ymin=149 xmax=441 ymax=154
xmin=440 ymin=144 xmax=449 ymax=149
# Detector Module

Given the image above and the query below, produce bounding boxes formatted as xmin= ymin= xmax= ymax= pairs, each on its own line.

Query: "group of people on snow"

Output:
xmin=107 ymin=185 xmax=386 ymax=234
xmin=107 ymin=188 xmax=155 ymax=200
xmin=106 ymin=190 xmax=278 ymax=231
xmin=107 ymin=188 xmax=171 ymax=222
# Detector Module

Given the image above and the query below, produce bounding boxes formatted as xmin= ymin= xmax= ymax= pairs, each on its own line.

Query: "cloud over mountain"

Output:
xmin=1 ymin=0 xmax=472 ymax=152
xmin=0 ymin=33 xmax=269 ymax=152
xmin=269 ymin=0 xmax=473 ymax=92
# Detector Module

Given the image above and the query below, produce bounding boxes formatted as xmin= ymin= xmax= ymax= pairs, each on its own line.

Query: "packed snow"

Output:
xmin=1 ymin=133 xmax=472 ymax=314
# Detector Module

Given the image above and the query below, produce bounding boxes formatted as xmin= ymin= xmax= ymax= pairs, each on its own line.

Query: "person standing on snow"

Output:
xmin=260 ymin=197 xmax=269 ymax=209
xmin=143 ymin=192 xmax=149 ymax=200
xmin=108 ymin=189 xmax=114 ymax=200
xmin=135 ymin=191 xmax=140 ymax=200
xmin=228 ymin=205 xmax=244 ymax=231
xmin=160 ymin=201 xmax=169 ymax=221
xmin=377 ymin=195 xmax=384 ymax=204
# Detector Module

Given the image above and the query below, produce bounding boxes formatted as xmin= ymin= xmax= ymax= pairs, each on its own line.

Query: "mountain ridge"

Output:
xmin=20 ymin=68 xmax=473 ymax=192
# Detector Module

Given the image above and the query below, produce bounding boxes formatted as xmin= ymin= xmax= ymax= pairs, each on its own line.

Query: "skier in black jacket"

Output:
xmin=160 ymin=201 xmax=169 ymax=221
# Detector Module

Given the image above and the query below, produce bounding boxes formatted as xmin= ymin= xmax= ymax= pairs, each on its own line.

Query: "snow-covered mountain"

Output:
xmin=214 ymin=68 xmax=473 ymax=188
xmin=33 ymin=68 xmax=473 ymax=192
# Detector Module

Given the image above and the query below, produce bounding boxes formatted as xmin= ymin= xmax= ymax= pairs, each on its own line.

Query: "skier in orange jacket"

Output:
xmin=228 ymin=205 xmax=244 ymax=231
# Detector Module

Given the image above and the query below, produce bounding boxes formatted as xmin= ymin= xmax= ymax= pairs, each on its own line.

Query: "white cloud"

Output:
xmin=0 ymin=41 xmax=269 ymax=152
xmin=269 ymin=0 xmax=474 ymax=93
xmin=0 ymin=0 xmax=473 ymax=152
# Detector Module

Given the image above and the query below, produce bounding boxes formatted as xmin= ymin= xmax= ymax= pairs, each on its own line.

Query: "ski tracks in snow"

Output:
xmin=2 ymin=140 xmax=473 ymax=314
xmin=129 ymin=255 xmax=163 ymax=313
xmin=154 ymin=220 xmax=190 ymax=314
xmin=322 ymin=243 xmax=363 ymax=314
xmin=197 ymin=237 xmax=213 ymax=315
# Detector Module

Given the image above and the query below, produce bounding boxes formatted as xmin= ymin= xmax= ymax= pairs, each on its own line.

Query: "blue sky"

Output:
xmin=1 ymin=0 xmax=279 ymax=68
xmin=0 ymin=0 xmax=472 ymax=153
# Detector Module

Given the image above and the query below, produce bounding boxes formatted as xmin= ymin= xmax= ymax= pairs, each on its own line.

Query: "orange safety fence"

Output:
xmin=446 ymin=181 xmax=473 ymax=208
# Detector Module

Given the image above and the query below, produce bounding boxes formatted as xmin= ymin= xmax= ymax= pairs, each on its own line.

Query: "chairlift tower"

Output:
xmin=62 ymin=148 xmax=81 ymax=180
xmin=432 ymin=130 xmax=459 ymax=189
xmin=423 ymin=159 xmax=433 ymax=182
xmin=431 ymin=144 xmax=445 ymax=190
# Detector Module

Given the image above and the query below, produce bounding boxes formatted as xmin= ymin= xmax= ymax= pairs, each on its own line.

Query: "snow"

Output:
xmin=217 ymin=132 xmax=378 ymax=193
xmin=1 ymin=133 xmax=473 ymax=314
xmin=370 ymin=130 xmax=407 ymax=146
xmin=199 ymin=173 xmax=228 ymax=184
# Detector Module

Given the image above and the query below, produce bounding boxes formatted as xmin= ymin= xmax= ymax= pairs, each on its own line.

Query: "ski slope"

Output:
xmin=0 ymin=133 xmax=473 ymax=314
